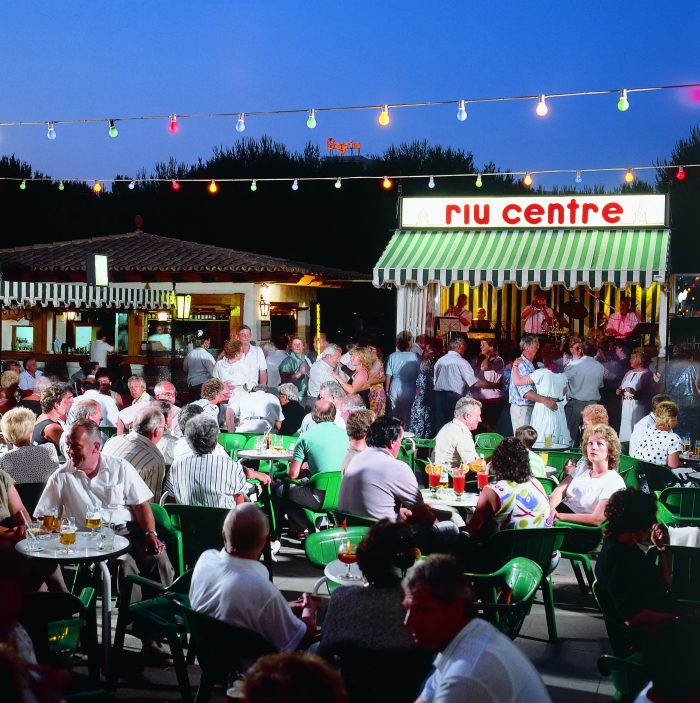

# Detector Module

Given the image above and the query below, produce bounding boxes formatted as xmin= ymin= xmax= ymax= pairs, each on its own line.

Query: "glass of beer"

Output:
xmin=59 ymin=518 xmax=77 ymax=554
xmin=42 ymin=507 xmax=59 ymax=535
xmin=695 ymin=440 xmax=700 ymax=456
xmin=683 ymin=435 xmax=691 ymax=453
xmin=337 ymin=539 xmax=360 ymax=580
xmin=86 ymin=507 xmax=102 ymax=536
xmin=544 ymin=434 xmax=553 ymax=448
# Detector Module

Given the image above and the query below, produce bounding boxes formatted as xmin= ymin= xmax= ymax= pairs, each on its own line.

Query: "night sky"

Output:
xmin=1 ymin=1 xmax=699 ymax=197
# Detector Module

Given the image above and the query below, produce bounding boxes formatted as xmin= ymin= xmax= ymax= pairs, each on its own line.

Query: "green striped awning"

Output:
xmin=373 ymin=229 xmax=669 ymax=290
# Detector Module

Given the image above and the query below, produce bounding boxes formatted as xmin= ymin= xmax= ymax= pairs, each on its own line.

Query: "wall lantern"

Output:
xmin=175 ymin=294 xmax=192 ymax=319
xmin=259 ymin=294 xmax=270 ymax=318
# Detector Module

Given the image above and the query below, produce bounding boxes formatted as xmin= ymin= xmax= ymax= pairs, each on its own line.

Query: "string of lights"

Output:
xmin=4 ymin=163 xmax=696 ymax=194
xmin=0 ymin=81 xmax=698 ymax=137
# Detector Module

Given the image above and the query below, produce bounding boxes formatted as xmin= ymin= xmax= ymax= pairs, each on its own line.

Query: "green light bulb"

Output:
xmin=19 ymin=180 xmax=26 ymax=190
xmin=58 ymin=181 xmax=65 ymax=191
xmin=307 ymin=110 xmax=317 ymax=129
xmin=475 ymin=174 xmax=483 ymax=188
xmin=335 ymin=178 xmax=341 ymax=189
xmin=250 ymin=180 xmax=257 ymax=192
xmin=108 ymin=120 xmax=119 ymax=138
xmin=617 ymin=90 xmax=629 ymax=112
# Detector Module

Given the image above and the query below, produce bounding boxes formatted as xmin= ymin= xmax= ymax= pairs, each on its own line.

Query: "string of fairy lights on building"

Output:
xmin=0 ymin=80 xmax=698 ymax=193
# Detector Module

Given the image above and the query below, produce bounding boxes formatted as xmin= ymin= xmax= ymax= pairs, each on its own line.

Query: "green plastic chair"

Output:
xmin=659 ymin=486 xmax=700 ymax=526
xmin=305 ymin=526 xmax=369 ymax=594
xmin=150 ymin=502 xmax=185 ymax=577
xmin=15 ymin=481 xmax=46 ymax=516
xmin=618 ymin=441 xmax=630 ymax=456
xmin=164 ymin=504 xmax=229 ymax=571
xmin=592 ymin=580 xmax=635 ymax=657
xmin=624 ymin=462 xmax=679 ymax=494
xmin=179 ymin=603 xmax=276 ymax=703
xmin=110 ymin=571 xmax=194 ymax=700
xmin=328 ymin=509 xmax=377 ymax=528
xmin=99 ymin=425 xmax=118 ymax=438
xmin=646 ymin=545 xmax=700 ymax=607
xmin=537 ymin=476 xmax=559 ymax=495
xmin=466 ymin=557 xmax=543 ymax=639
xmin=597 ymin=653 xmax=646 ymax=702
xmin=294 ymin=471 xmax=343 ymax=532
xmin=542 ymin=451 xmax=581 ymax=474
xmin=556 ymin=520 xmax=604 ymax=594
xmin=20 ymin=588 xmax=98 ymax=684
xmin=618 ymin=454 xmax=639 ymax=473
xmin=217 ymin=432 xmax=248 ymax=460
xmin=474 ymin=432 xmax=504 ymax=450
xmin=480 ymin=527 xmax=569 ymax=642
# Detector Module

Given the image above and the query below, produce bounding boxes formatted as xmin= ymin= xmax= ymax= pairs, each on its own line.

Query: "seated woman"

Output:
xmin=320 ymin=519 xmax=418 ymax=655
xmin=549 ymin=424 xmax=625 ymax=526
xmin=32 ymin=384 xmax=73 ymax=455
xmin=0 ymin=370 xmax=20 ymax=415
xmin=464 ymin=436 xmax=552 ymax=539
xmin=594 ymin=488 xmax=675 ymax=645
xmin=630 ymin=400 xmax=683 ymax=469
xmin=0 ymin=408 xmax=59 ymax=484
xmin=567 ymin=404 xmax=609 ymax=478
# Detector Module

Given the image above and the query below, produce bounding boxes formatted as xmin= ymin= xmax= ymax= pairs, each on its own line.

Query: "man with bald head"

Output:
xmin=189 ymin=503 xmax=320 ymax=651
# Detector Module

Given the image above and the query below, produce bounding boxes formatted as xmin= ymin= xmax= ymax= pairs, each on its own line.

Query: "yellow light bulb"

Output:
xmin=378 ymin=105 xmax=390 ymax=126
xmin=523 ymin=172 xmax=533 ymax=187
xmin=624 ymin=169 xmax=634 ymax=183
xmin=382 ymin=176 xmax=393 ymax=190
xmin=208 ymin=180 xmax=219 ymax=194
xmin=93 ymin=181 xmax=102 ymax=193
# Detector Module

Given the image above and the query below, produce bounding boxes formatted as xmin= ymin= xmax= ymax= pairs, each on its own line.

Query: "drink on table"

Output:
xmin=476 ymin=470 xmax=490 ymax=491
xmin=683 ymin=435 xmax=691 ymax=453
xmin=695 ymin=440 xmax=700 ymax=456
xmin=337 ymin=539 xmax=360 ymax=579
xmin=452 ymin=466 xmax=467 ymax=497
xmin=59 ymin=518 xmax=77 ymax=553
xmin=426 ymin=464 xmax=441 ymax=493
xmin=438 ymin=465 xmax=449 ymax=489
xmin=27 ymin=521 xmax=44 ymax=552
xmin=544 ymin=434 xmax=553 ymax=448
xmin=86 ymin=506 xmax=102 ymax=534
xmin=42 ymin=510 xmax=59 ymax=533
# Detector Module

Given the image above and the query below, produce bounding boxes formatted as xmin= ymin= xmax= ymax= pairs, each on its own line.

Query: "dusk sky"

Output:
xmin=1 ymin=2 xmax=699 ymax=192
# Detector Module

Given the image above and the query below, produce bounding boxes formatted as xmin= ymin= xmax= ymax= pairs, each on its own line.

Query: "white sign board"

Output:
xmin=401 ymin=195 xmax=667 ymax=229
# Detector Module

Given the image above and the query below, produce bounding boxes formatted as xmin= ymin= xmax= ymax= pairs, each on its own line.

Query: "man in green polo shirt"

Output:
xmin=282 ymin=399 xmax=348 ymax=535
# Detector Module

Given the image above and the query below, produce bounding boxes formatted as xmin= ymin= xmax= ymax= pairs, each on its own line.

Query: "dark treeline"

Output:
xmin=0 ymin=130 xmax=697 ymax=274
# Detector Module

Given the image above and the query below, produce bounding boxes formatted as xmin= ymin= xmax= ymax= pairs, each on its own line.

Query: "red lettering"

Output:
xmin=581 ymin=202 xmax=599 ymax=224
xmin=524 ymin=203 xmax=544 ymax=225
xmin=566 ymin=199 xmax=580 ymax=223
xmin=602 ymin=202 xmax=623 ymax=224
xmin=547 ymin=203 xmax=565 ymax=225
xmin=502 ymin=203 xmax=521 ymax=225
xmin=474 ymin=204 xmax=490 ymax=225
xmin=446 ymin=204 xmax=461 ymax=225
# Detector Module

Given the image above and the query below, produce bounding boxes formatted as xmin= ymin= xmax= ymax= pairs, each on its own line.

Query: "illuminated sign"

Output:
xmin=326 ymin=138 xmax=361 ymax=155
xmin=87 ymin=253 xmax=109 ymax=287
xmin=401 ymin=195 xmax=667 ymax=229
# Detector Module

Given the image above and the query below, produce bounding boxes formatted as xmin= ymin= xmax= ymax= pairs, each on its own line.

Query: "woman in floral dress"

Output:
xmin=409 ymin=357 xmax=434 ymax=438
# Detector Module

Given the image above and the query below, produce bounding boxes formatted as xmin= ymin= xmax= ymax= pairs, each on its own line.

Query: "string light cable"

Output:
xmin=0 ymin=81 xmax=697 ymax=133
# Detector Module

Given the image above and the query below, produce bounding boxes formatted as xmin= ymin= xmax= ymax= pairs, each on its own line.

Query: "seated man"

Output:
xmin=432 ymin=397 xmax=481 ymax=468
xmin=172 ymin=404 xmax=227 ymax=461
xmin=71 ymin=375 xmax=120 ymax=428
xmin=278 ymin=399 xmax=348 ymax=534
xmin=34 ymin=419 xmax=174 ymax=661
xmin=153 ymin=399 xmax=178 ymax=466
xmin=164 ymin=415 xmax=248 ymax=508
xmin=59 ymin=398 xmax=108 ymax=456
xmin=514 ymin=425 xmax=547 ymax=478
xmin=116 ymin=375 xmax=153 ymax=434
xmin=102 ymin=405 xmax=167 ymax=502
xmin=278 ymin=383 xmax=306 ymax=436
xmin=300 ymin=381 xmax=346 ymax=433
xmin=228 ymin=384 xmax=283 ymax=434
xmin=189 ymin=503 xmax=320 ymax=651
xmin=192 ymin=378 xmax=231 ymax=430
xmin=402 ymin=555 xmax=551 ymax=702
xmin=341 ymin=408 xmax=375 ymax=473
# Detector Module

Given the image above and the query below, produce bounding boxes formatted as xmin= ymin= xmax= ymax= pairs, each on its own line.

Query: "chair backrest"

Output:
xmin=304 ymin=526 xmax=369 ymax=568
xmin=150 ymin=502 xmax=185 ymax=576
xmin=484 ymin=527 xmax=569 ymax=575
xmin=179 ymin=604 xmax=276 ymax=684
xmin=640 ymin=462 xmax=680 ymax=493
xmin=100 ymin=425 xmax=118 ymax=438
xmin=597 ymin=653 xmax=647 ymax=701
xmin=308 ymin=471 xmax=343 ymax=511
xmin=659 ymin=486 xmax=700 ymax=520
xmin=163 ymin=504 xmax=229 ymax=570
xmin=217 ymin=432 xmax=248 ymax=459
xmin=329 ymin=510 xmax=377 ymax=528
xmin=475 ymin=432 xmax=504 ymax=449
xmin=15 ymin=482 xmax=46 ymax=516
xmin=592 ymin=580 xmax=634 ymax=657
xmin=542 ymin=451 xmax=582 ymax=472
xmin=617 ymin=454 xmax=639 ymax=473
xmin=537 ymin=477 xmax=559 ymax=495
xmin=647 ymin=545 xmax=700 ymax=604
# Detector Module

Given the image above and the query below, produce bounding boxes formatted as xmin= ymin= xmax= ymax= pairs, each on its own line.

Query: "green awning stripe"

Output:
xmin=373 ymin=229 xmax=669 ymax=289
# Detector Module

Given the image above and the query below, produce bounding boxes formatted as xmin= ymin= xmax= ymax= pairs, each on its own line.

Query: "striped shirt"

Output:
xmin=102 ymin=432 xmax=165 ymax=501
xmin=163 ymin=452 xmax=247 ymax=508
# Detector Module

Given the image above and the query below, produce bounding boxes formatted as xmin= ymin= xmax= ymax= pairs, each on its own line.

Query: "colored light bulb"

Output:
xmin=128 ymin=180 xmax=135 ymax=190
xmin=93 ymin=181 xmax=102 ymax=193
xmin=171 ymin=179 xmax=181 ymax=192
xmin=617 ymin=89 xmax=629 ymax=112
xmin=208 ymin=179 xmax=218 ymax=194
xmin=575 ymin=170 xmax=582 ymax=184
xmin=676 ymin=166 xmax=687 ymax=181
xmin=108 ymin=120 xmax=118 ymax=138
xmin=456 ymin=100 xmax=467 ymax=122
xmin=624 ymin=169 xmax=634 ymax=183
xmin=535 ymin=95 xmax=549 ymax=117
xmin=292 ymin=179 xmax=299 ymax=191
xmin=382 ymin=176 xmax=393 ymax=189
xmin=19 ymin=179 xmax=26 ymax=190
xmin=306 ymin=109 xmax=317 ymax=129
xmin=335 ymin=178 xmax=341 ymax=189
xmin=523 ymin=172 xmax=533 ymax=187
xmin=168 ymin=114 xmax=179 ymax=134
xmin=378 ymin=105 xmax=390 ymax=126
xmin=475 ymin=173 xmax=483 ymax=188
xmin=235 ymin=113 xmax=246 ymax=133
xmin=58 ymin=180 xmax=64 ymax=191
xmin=428 ymin=176 xmax=435 ymax=189
xmin=47 ymin=122 xmax=56 ymax=140
xmin=250 ymin=179 xmax=257 ymax=192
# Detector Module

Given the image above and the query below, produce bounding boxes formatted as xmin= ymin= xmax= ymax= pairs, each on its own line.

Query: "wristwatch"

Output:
xmin=144 ymin=530 xmax=158 ymax=538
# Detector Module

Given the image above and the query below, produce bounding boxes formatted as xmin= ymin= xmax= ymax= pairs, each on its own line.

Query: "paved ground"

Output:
xmin=68 ymin=536 xmax=618 ymax=702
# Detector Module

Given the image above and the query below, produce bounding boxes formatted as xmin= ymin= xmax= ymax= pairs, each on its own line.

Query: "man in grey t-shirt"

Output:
xmin=564 ymin=339 xmax=605 ymax=445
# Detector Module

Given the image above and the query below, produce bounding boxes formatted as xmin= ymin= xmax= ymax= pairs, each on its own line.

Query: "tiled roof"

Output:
xmin=0 ymin=231 xmax=368 ymax=280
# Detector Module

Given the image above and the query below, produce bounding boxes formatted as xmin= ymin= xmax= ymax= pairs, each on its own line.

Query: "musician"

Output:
xmin=521 ymin=292 xmax=554 ymax=335
xmin=444 ymin=293 xmax=472 ymax=333
xmin=606 ymin=298 xmax=641 ymax=341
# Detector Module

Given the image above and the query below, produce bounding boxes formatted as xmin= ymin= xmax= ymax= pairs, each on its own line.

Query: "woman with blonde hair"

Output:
xmin=617 ymin=347 xmax=657 ymax=442
xmin=0 ymin=408 xmax=59 ymax=484
xmin=366 ymin=343 xmax=386 ymax=417
xmin=213 ymin=338 xmax=247 ymax=392
xmin=631 ymin=401 xmax=683 ymax=468
xmin=549 ymin=424 xmax=625 ymax=526
xmin=331 ymin=347 xmax=372 ymax=406
xmin=0 ymin=370 xmax=20 ymax=415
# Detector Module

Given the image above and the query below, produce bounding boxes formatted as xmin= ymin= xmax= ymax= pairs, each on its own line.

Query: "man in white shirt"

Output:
xmin=299 ymin=380 xmax=346 ymax=433
xmin=68 ymin=379 xmax=120 ymax=428
xmin=190 ymin=378 xmax=231 ymax=429
xmin=307 ymin=344 xmax=342 ymax=399
xmin=606 ymin=297 xmax=641 ymax=342
xmin=116 ymin=376 xmax=154 ymax=433
xmin=433 ymin=397 xmax=480 ymax=467
xmin=237 ymin=325 xmax=268 ymax=389
xmin=402 ymin=555 xmax=551 ymax=703
xmin=228 ymin=385 xmax=283 ymax=434
xmin=19 ymin=357 xmax=44 ymax=391
xmin=90 ymin=330 xmax=115 ymax=368
xmin=189 ymin=503 xmax=320 ymax=651
xmin=172 ymin=404 xmax=229 ymax=461
xmin=521 ymin=292 xmax=554 ymax=335
xmin=154 ymin=381 xmax=181 ymax=436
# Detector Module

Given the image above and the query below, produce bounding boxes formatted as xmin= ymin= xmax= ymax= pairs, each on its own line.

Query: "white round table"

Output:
xmin=237 ymin=448 xmax=294 ymax=474
xmin=16 ymin=531 xmax=130 ymax=675
xmin=312 ymin=558 xmax=364 ymax=595
xmin=420 ymin=488 xmax=479 ymax=509
xmin=533 ymin=442 xmax=570 ymax=450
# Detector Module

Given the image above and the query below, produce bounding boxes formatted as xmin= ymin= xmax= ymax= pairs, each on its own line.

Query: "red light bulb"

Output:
xmin=171 ymin=179 xmax=181 ymax=192
xmin=676 ymin=166 xmax=687 ymax=181
xmin=168 ymin=114 xmax=179 ymax=134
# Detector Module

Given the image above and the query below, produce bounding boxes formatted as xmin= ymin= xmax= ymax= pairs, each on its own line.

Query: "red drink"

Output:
xmin=337 ymin=552 xmax=357 ymax=565
xmin=452 ymin=473 xmax=466 ymax=495
xmin=476 ymin=471 xmax=489 ymax=490
xmin=428 ymin=471 xmax=441 ymax=489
